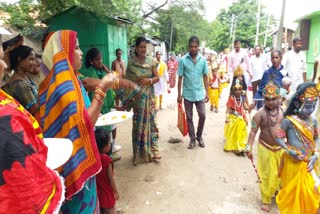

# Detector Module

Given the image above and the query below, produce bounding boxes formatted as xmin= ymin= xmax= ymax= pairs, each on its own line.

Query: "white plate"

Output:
xmin=43 ymin=138 xmax=73 ymax=170
xmin=95 ymin=111 xmax=133 ymax=126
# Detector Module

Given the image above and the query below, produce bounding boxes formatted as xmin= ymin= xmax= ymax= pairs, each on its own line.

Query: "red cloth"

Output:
xmin=0 ymin=90 xmax=63 ymax=213
xmin=226 ymin=96 xmax=247 ymax=122
xmin=96 ymin=154 xmax=115 ymax=208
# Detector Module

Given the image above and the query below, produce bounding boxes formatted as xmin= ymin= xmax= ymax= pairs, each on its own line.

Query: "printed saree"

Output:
xmin=39 ymin=30 xmax=101 ymax=213
xmin=0 ymin=89 xmax=64 ymax=213
xmin=125 ymin=55 xmax=159 ymax=164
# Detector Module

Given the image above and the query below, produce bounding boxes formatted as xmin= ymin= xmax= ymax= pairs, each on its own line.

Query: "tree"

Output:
xmin=206 ymin=0 xmax=276 ymax=52
xmin=0 ymin=0 xmax=143 ymax=40
xmin=0 ymin=0 xmax=38 ymax=36
xmin=143 ymin=0 xmax=209 ymax=53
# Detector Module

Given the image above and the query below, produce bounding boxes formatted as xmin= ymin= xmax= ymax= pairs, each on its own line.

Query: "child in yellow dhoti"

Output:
xmin=246 ymin=81 xmax=284 ymax=212
xmin=224 ymin=80 xmax=249 ymax=155
xmin=209 ymin=67 xmax=220 ymax=112
xmin=275 ymin=82 xmax=320 ymax=214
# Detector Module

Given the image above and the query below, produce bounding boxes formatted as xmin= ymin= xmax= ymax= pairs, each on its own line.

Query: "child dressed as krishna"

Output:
xmin=275 ymin=82 xmax=320 ymax=214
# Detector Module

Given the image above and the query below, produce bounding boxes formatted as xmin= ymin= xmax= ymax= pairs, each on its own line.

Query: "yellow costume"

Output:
xmin=257 ymin=139 xmax=282 ymax=204
xmin=208 ymin=75 xmax=220 ymax=109
xmin=276 ymin=115 xmax=320 ymax=214
xmin=224 ymin=113 xmax=247 ymax=151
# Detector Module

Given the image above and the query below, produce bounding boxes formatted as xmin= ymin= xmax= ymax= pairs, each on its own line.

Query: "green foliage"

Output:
xmin=206 ymin=0 xmax=277 ymax=52
xmin=144 ymin=0 xmax=210 ymax=53
xmin=0 ymin=0 xmax=38 ymax=36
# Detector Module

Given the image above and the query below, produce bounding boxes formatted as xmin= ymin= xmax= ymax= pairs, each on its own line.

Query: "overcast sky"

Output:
xmin=202 ymin=0 xmax=320 ymax=24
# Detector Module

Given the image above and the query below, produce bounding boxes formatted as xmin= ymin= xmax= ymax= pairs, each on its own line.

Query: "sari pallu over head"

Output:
xmin=39 ymin=30 xmax=101 ymax=200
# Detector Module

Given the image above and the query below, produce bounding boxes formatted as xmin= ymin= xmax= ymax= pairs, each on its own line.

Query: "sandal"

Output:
xmin=152 ymin=155 xmax=162 ymax=160
xmin=188 ymin=141 xmax=196 ymax=149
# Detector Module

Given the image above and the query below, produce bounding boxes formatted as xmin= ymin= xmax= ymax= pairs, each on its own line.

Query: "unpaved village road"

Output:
xmin=115 ymin=87 xmax=279 ymax=214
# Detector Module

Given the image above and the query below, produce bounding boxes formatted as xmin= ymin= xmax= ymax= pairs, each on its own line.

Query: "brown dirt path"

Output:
xmin=114 ymin=87 xmax=279 ymax=214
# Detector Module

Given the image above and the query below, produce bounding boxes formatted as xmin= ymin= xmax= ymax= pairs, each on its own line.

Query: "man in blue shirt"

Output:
xmin=177 ymin=36 xmax=209 ymax=149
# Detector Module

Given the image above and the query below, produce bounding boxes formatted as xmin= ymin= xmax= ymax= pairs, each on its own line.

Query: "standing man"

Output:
xmin=112 ymin=48 xmax=126 ymax=106
xmin=249 ymin=45 xmax=267 ymax=99
xmin=177 ymin=36 xmax=209 ymax=149
xmin=281 ymin=37 xmax=306 ymax=96
xmin=228 ymin=39 xmax=251 ymax=84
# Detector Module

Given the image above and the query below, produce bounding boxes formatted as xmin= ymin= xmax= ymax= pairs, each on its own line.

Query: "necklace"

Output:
xmin=234 ymin=96 xmax=242 ymax=109
xmin=265 ymin=106 xmax=279 ymax=127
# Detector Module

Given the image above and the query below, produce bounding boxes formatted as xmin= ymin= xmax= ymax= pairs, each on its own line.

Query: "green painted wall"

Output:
xmin=46 ymin=7 xmax=129 ymax=72
xmin=306 ymin=16 xmax=320 ymax=79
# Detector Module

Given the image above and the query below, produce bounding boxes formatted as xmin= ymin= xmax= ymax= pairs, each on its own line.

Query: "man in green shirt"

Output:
xmin=177 ymin=36 xmax=209 ymax=149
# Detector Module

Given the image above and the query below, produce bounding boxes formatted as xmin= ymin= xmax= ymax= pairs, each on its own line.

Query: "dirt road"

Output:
xmin=115 ymin=87 xmax=279 ymax=214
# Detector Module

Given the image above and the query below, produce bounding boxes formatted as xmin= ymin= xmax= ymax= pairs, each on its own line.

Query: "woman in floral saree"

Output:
xmin=124 ymin=36 xmax=161 ymax=165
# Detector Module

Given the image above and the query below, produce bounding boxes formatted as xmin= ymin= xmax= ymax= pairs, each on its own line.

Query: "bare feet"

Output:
xmin=261 ymin=204 xmax=270 ymax=212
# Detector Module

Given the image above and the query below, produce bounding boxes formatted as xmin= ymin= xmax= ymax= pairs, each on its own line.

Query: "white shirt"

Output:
xmin=282 ymin=50 xmax=306 ymax=92
xmin=228 ymin=49 xmax=250 ymax=75
xmin=210 ymin=76 xmax=219 ymax=88
xmin=249 ymin=54 xmax=267 ymax=82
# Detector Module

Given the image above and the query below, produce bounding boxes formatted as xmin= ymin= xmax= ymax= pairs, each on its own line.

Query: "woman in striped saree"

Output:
xmin=39 ymin=30 xmax=117 ymax=213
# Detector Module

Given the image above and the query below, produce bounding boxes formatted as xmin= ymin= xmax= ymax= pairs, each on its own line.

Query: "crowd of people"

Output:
xmin=207 ymin=37 xmax=320 ymax=213
xmin=1 ymin=27 xmax=320 ymax=214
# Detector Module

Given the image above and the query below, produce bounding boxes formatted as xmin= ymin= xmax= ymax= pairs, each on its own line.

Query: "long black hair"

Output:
xmin=9 ymin=45 xmax=33 ymax=70
xmin=85 ymin=47 xmax=101 ymax=68
xmin=284 ymin=82 xmax=317 ymax=116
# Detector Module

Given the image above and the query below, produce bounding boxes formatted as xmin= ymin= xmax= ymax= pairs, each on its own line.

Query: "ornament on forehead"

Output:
xmin=234 ymin=65 xmax=244 ymax=77
xmin=298 ymin=83 xmax=320 ymax=102
xmin=232 ymin=79 xmax=243 ymax=90
xmin=262 ymin=81 xmax=280 ymax=98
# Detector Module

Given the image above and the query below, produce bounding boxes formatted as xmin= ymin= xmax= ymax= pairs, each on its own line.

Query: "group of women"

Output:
xmin=1 ymin=30 xmax=161 ymax=213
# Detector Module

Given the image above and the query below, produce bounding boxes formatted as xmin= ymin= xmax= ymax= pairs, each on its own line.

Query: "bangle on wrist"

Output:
xmin=95 ymin=87 xmax=106 ymax=98
xmin=96 ymin=86 xmax=106 ymax=93
xmin=94 ymin=95 xmax=103 ymax=104
xmin=149 ymin=78 xmax=153 ymax=85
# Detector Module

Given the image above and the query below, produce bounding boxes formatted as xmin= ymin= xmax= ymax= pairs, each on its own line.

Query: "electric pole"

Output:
xmin=276 ymin=0 xmax=286 ymax=50
xmin=263 ymin=14 xmax=270 ymax=48
xmin=255 ymin=0 xmax=261 ymax=46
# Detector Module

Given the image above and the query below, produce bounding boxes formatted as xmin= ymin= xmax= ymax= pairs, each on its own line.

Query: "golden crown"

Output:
xmin=234 ymin=65 xmax=244 ymax=77
xmin=262 ymin=82 xmax=280 ymax=98
xmin=299 ymin=85 xmax=320 ymax=102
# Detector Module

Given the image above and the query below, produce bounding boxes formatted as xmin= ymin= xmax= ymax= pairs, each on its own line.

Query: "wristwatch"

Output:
xmin=245 ymin=144 xmax=251 ymax=152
